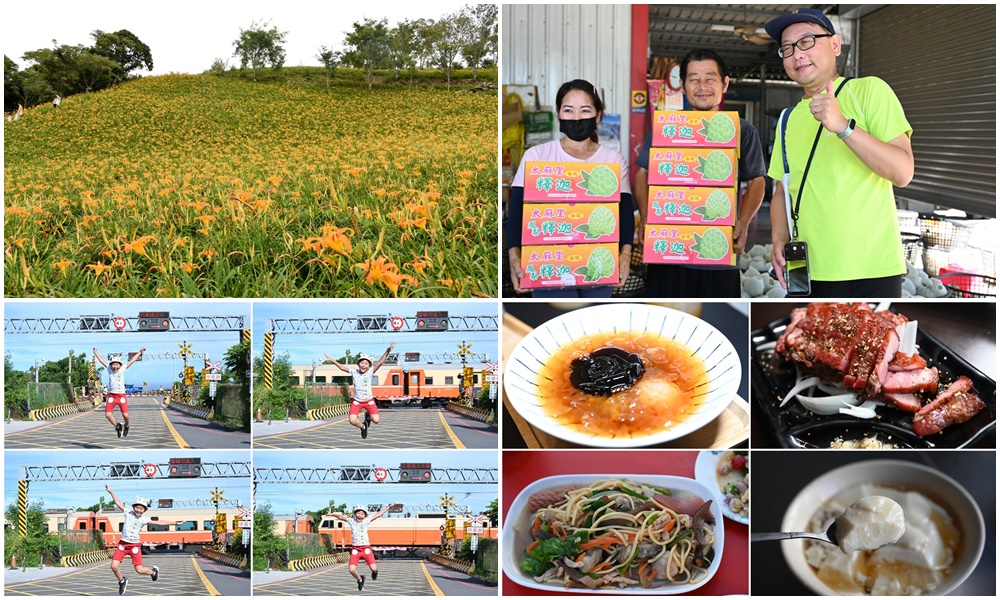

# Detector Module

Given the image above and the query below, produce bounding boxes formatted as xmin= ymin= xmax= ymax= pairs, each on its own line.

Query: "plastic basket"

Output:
xmin=523 ymin=111 xmax=554 ymax=133
xmin=901 ymin=232 xmax=922 ymax=266
xmin=937 ymin=272 xmax=996 ymax=298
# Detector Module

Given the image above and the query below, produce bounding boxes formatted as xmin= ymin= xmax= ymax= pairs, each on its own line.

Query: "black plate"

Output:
xmin=751 ymin=310 xmax=997 ymax=449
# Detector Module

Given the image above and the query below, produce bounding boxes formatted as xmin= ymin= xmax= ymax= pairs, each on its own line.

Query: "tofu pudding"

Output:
xmin=805 ymin=483 xmax=960 ymax=595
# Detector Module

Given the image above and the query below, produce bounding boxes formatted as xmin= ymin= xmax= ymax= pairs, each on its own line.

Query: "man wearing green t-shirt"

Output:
xmin=765 ymin=8 xmax=914 ymax=297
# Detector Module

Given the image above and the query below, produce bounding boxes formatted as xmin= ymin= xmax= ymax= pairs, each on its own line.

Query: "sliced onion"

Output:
xmin=874 ymin=301 xmax=892 ymax=313
xmin=797 ymin=392 xmax=862 ymax=415
xmin=839 ymin=400 xmax=879 ymax=419
xmin=817 ymin=381 xmax=847 ymax=395
xmin=780 ymin=376 xmax=820 ymax=407
xmin=897 ymin=321 xmax=918 ymax=355
xmin=756 ymin=341 xmax=777 ymax=352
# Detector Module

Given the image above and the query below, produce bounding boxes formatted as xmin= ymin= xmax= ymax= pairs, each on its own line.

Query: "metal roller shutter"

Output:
xmin=859 ymin=4 xmax=995 ymax=217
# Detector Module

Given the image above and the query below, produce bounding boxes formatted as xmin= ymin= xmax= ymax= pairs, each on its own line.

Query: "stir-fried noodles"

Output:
xmin=519 ymin=479 xmax=716 ymax=590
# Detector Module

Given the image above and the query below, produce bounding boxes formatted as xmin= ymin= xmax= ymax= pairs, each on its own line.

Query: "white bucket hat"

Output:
xmin=132 ymin=496 xmax=152 ymax=509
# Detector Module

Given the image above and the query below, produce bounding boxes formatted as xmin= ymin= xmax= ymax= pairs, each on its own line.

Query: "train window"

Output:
xmin=320 ymin=519 xmax=336 ymax=528
xmin=425 ymin=377 xmax=433 ymax=384
xmin=445 ymin=376 xmax=454 ymax=385
xmin=78 ymin=522 xmax=88 ymax=530
xmin=411 ymin=373 xmax=419 ymax=384
xmin=315 ymin=376 xmax=327 ymax=383
xmin=176 ymin=521 xmax=198 ymax=531
xmin=372 ymin=375 xmax=379 ymax=385
xmin=98 ymin=522 xmax=107 ymax=532
xmin=147 ymin=523 xmax=169 ymax=531
xmin=203 ymin=520 xmax=214 ymax=530
xmin=474 ymin=374 xmax=479 ymax=384
xmin=392 ymin=374 xmax=399 ymax=385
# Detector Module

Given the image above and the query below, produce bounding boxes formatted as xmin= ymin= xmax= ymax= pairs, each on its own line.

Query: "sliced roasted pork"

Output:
xmin=883 ymin=393 xmax=923 ymax=413
xmin=889 ymin=352 xmax=927 ymax=371
xmin=884 ymin=367 xmax=939 ymax=394
xmin=913 ymin=376 xmax=985 ymax=436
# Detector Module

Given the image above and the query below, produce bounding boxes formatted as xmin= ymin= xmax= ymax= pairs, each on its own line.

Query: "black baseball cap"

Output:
xmin=765 ymin=8 xmax=836 ymax=42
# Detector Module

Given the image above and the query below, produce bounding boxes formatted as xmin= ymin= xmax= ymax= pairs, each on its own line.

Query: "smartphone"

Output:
xmin=784 ymin=241 xmax=811 ymax=297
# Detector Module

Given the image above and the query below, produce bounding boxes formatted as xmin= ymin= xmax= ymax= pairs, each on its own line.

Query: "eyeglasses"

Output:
xmin=778 ymin=34 xmax=834 ymax=58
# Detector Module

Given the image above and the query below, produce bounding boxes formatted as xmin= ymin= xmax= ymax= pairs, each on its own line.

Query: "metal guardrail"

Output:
xmin=59 ymin=549 xmax=113 ymax=567
xmin=287 ymin=552 xmax=350 ymax=571
xmin=444 ymin=402 xmax=493 ymax=423
xmin=29 ymin=401 xmax=95 ymax=421
xmin=306 ymin=403 xmax=350 ymax=421
xmin=428 ymin=552 xmax=474 ymax=574
xmin=198 ymin=548 xmax=247 ymax=570
xmin=166 ymin=400 xmax=213 ymax=421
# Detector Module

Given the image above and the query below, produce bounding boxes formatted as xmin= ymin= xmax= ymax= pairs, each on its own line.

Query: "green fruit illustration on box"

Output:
xmin=575 ymin=205 xmax=617 ymax=240
xmin=577 ymin=165 xmax=618 ymax=197
xmin=573 ymin=246 xmax=616 ymax=282
xmin=690 ymin=227 xmax=730 ymax=261
xmin=694 ymin=150 xmax=733 ymax=182
xmin=693 ymin=190 xmax=732 ymax=221
xmin=698 ymin=114 xmax=736 ymax=143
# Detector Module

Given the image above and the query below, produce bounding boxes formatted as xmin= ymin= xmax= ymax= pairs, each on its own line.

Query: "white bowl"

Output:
xmin=502 ymin=474 xmax=725 ymax=595
xmin=781 ymin=460 xmax=985 ymax=596
xmin=503 ymin=303 xmax=741 ymax=447
xmin=694 ymin=450 xmax=749 ymax=525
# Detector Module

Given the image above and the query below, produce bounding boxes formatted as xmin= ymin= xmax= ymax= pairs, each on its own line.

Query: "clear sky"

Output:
xmin=252 ymin=299 xmax=500 ymax=369
xmin=3 ymin=299 xmax=250 ymax=388
xmin=3 ymin=0 xmax=471 ymax=76
xmin=253 ymin=449 xmax=497 ymax=517
xmin=4 ymin=450 xmax=251 ymax=513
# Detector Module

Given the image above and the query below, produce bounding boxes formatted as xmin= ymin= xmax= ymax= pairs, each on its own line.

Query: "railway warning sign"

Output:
xmin=374 ymin=468 xmax=388 ymax=482
xmin=113 ymin=316 xmax=127 ymax=331
xmin=143 ymin=464 xmax=157 ymax=477
xmin=390 ymin=316 xmax=404 ymax=331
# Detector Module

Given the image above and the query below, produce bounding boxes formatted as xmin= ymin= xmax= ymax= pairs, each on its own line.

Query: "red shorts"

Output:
xmin=112 ymin=542 xmax=143 ymax=565
xmin=349 ymin=546 xmax=376 ymax=566
xmin=105 ymin=393 xmax=129 ymax=413
xmin=349 ymin=399 xmax=378 ymax=417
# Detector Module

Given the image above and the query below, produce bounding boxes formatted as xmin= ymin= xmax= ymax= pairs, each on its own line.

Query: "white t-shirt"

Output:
xmin=108 ymin=366 xmax=127 ymax=394
xmin=348 ymin=515 xmax=372 ymax=546
xmin=351 ymin=368 xmax=373 ymax=401
xmin=121 ymin=509 xmax=150 ymax=543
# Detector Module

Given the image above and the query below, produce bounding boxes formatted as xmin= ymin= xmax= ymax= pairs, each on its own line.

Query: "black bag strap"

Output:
xmin=790 ymin=77 xmax=853 ymax=240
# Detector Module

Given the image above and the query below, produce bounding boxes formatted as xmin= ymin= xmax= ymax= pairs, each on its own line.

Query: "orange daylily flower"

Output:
xmin=88 ymin=263 xmax=111 ymax=276
xmin=124 ymin=235 xmax=155 ymax=257
xmin=52 ymin=259 xmax=76 ymax=275
xmin=181 ymin=262 xmax=199 ymax=274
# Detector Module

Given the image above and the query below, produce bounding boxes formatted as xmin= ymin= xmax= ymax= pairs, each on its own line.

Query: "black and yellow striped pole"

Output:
xmin=88 ymin=358 xmax=97 ymax=394
xmin=263 ymin=333 xmax=274 ymax=389
xmin=17 ymin=480 xmax=28 ymax=536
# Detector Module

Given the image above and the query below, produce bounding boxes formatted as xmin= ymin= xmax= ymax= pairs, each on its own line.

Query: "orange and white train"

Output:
xmin=44 ymin=508 xmax=234 ymax=550
xmin=272 ymin=513 xmax=497 ymax=551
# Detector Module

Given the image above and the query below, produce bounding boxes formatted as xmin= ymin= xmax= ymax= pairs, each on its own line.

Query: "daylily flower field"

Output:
xmin=4 ymin=74 xmax=498 ymax=297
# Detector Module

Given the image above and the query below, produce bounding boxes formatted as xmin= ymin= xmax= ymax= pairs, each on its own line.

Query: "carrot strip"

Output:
xmin=532 ymin=516 xmax=541 ymax=534
xmin=663 ymin=518 xmax=675 ymax=533
xmin=526 ymin=540 xmax=539 ymax=553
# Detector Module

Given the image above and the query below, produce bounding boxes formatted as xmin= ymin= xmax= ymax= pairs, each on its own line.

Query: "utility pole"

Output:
xmin=68 ymin=350 xmax=73 ymax=385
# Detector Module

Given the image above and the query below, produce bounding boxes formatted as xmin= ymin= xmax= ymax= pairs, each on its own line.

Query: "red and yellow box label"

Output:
xmin=646 ymin=186 xmax=737 ymax=226
xmin=521 ymin=203 xmax=619 ymax=246
xmin=523 ymin=162 xmax=621 ymax=202
xmin=642 ymin=225 xmax=735 ymax=266
xmin=647 ymin=148 xmax=736 ymax=187
xmin=652 ymin=111 xmax=740 ymax=148
xmin=520 ymin=243 xmax=619 ymax=289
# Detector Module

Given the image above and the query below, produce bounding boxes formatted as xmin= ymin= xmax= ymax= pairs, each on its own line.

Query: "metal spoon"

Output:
xmin=751 ymin=520 xmax=838 ymax=545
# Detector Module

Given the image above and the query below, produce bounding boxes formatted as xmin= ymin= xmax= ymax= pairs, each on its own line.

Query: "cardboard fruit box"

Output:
xmin=521 ymin=203 xmax=620 ymax=246
xmin=646 ymin=186 xmax=737 ymax=226
xmin=523 ymin=161 xmax=621 ymax=202
xmin=652 ymin=111 xmax=740 ymax=148
xmin=647 ymin=148 xmax=736 ymax=188
xmin=642 ymin=225 xmax=735 ymax=266
xmin=520 ymin=243 xmax=619 ymax=289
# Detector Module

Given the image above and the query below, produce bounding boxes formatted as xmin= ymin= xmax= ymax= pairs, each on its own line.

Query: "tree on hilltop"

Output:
xmin=90 ymin=29 xmax=154 ymax=83
xmin=315 ymin=46 xmax=342 ymax=87
xmin=388 ymin=19 xmax=424 ymax=85
xmin=233 ymin=20 xmax=287 ymax=82
xmin=424 ymin=12 xmax=467 ymax=91
xmin=461 ymin=4 xmax=498 ymax=81
xmin=342 ymin=18 xmax=392 ymax=90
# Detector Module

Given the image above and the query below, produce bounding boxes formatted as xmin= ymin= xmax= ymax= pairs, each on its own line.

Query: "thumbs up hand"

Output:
xmin=808 ymin=79 xmax=848 ymax=135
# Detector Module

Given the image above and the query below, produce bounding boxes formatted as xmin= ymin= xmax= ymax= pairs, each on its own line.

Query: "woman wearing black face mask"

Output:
xmin=505 ymin=79 xmax=635 ymax=298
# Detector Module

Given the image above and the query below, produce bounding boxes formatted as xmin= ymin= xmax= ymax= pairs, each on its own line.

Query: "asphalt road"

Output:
xmin=4 ymin=396 xmax=249 ymax=449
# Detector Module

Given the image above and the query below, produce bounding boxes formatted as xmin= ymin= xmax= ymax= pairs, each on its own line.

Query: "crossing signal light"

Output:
xmin=168 ymin=457 xmax=201 ymax=478
xmin=137 ymin=312 xmax=170 ymax=331
xmin=399 ymin=462 xmax=432 ymax=482
xmin=415 ymin=311 xmax=449 ymax=331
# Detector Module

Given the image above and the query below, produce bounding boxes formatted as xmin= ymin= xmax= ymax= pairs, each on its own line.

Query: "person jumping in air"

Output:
xmin=104 ymin=484 xmax=185 ymax=595
xmin=324 ymin=342 xmax=395 ymax=439
xmin=329 ymin=502 xmax=400 ymax=591
xmin=94 ymin=347 xmax=145 ymax=438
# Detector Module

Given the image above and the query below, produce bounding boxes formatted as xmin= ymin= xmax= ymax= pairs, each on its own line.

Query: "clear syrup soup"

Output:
xmin=537 ymin=330 xmax=707 ymax=438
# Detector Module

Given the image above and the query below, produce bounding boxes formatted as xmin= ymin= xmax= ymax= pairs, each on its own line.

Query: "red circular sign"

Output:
xmin=390 ymin=316 xmax=404 ymax=331
xmin=113 ymin=317 xmax=127 ymax=331
xmin=374 ymin=468 xmax=388 ymax=482
xmin=143 ymin=464 xmax=157 ymax=477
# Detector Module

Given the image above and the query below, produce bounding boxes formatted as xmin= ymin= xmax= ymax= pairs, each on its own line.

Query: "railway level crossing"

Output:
xmin=15 ymin=461 xmax=252 ymax=535
xmin=261 ymin=313 xmax=499 ymax=389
